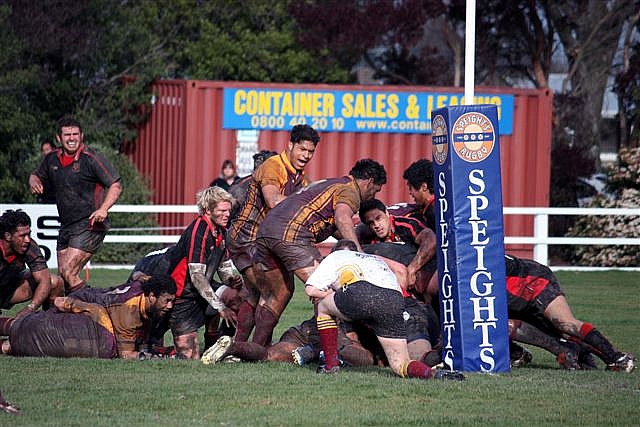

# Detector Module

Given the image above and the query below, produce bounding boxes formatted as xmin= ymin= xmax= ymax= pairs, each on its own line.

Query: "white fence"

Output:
xmin=2 ymin=204 xmax=639 ymax=269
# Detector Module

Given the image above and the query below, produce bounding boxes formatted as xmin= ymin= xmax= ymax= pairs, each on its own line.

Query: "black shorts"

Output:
xmin=57 ymin=220 xmax=109 ymax=254
xmin=254 ymin=237 xmax=321 ymax=272
xmin=333 ymin=281 xmax=406 ymax=339
xmin=0 ymin=273 xmax=37 ymax=309
xmin=507 ymin=281 xmax=565 ymax=324
xmin=403 ymin=298 xmax=439 ymax=345
xmin=168 ymin=295 xmax=209 ymax=336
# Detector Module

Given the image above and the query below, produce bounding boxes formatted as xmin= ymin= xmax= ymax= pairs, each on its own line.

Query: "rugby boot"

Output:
xmin=605 ymin=353 xmax=636 ymax=373
xmin=201 ymin=335 xmax=233 ymax=365
xmin=510 ymin=346 xmax=533 ymax=368
xmin=292 ymin=345 xmax=314 ymax=366
xmin=556 ymin=343 xmax=580 ymax=370
xmin=316 ymin=364 xmax=340 ymax=374
xmin=433 ymin=369 xmax=465 ymax=381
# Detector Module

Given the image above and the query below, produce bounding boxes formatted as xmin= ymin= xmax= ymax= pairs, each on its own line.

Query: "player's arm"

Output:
xmin=334 ymin=202 xmax=362 ymax=251
xmin=406 ymin=228 xmax=436 ymax=287
xmin=261 ymin=183 xmax=286 ymax=208
xmin=15 ymin=269 xmax=52 ymax=318
xmin=89 ymin=181 xmax=122 ymax=227
xmin=188 ymin=263 xmax=237 ymax=327
xmin=378 ymin=256 xmax=409 ymax=292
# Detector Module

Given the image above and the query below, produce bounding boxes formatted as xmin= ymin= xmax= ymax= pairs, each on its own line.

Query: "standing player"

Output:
xmin=228 ymin=125 xmax=319 ymax=342
xmin=0 ymin=210 xmax=64 ymax=318
xmin=0 ymin=274 xmax=176 ymax=359
xmin=227 ymin=150 xmax=278 ymax=221
xmin=250 ymin=159 xmax=387 ymax=347
xmin=29 ymin=116 xmax=122 ymax=292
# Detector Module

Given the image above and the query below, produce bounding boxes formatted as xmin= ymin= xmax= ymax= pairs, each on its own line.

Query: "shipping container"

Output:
xmin=124 ymin=80 xmax=552 ymax=258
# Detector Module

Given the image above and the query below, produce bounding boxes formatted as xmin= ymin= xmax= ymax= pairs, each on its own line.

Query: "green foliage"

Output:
xmin=1 ymin=270 xmax=639 ymax=427
xmin=567 ymin=147 xmax=640 ymax=266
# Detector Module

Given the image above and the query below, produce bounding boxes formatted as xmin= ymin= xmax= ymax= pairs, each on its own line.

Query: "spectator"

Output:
xmin=36 ymin=139 xmax=57 ymax=204
xmin=210 ymin=159 xmax=241 ymax=191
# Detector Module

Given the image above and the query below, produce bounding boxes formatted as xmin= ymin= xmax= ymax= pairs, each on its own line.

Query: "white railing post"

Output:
xmin=533 ymin=212 xmax=549 ymax=264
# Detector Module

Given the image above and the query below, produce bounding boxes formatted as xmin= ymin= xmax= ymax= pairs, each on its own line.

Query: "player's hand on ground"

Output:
xmin=220 ymin=307 xmax=238 ymax=328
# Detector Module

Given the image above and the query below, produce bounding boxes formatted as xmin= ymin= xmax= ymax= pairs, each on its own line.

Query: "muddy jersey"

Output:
xmin=257 ymin=176 xmax=361 ymax=244
xmin=504 ymin=254 xmax=557 ymax=301
xmin=9 ymin=309 xmax=117 ymax=359
xmin=162 ymin=215 xmax=226 ymax=298
xmin=68 ymin=281 xmax=151 ymax=354
xmin=33 ymin=145 xmax=120 ymax=227
xmin=0 ymin=241 xmax=48 ymax=303
xmin=306 ymin=250 xmax=401 ymax=293
xmin=387 ymin=200 xmax=435 ymax=233
xmin=229 ymin=152 xmax=307 ymax=243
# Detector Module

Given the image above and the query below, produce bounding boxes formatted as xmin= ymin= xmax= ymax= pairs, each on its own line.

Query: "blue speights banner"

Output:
xmin=432 ymin=104 xmax=510 ymax=373
xmin=223 ymin=88 xmax=514 ymax=135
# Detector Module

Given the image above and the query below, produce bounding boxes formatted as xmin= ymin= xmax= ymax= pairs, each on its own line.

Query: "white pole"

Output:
xmin=464 ymin=0 xmax=476 ymax=105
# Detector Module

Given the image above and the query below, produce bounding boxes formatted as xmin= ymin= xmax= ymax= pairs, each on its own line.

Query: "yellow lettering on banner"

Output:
xmin=282 ymin=92 xmax=293 ymax=116
xmin=387 ymin=94 xmax=399 ymax=118
xmin=323 ymin=93 xmax=335 ymax=117
xmin=271 ymin=92 xmax=283 ymax=114
xmin=341 ymin=93 xmax=354 ymax=118
xmin=449 ymin=96 xmax=460 ymax=106
xmin=405 ymin=95 xmax=420 ymax=119
xmin=354 ymin=95 xmax=366 ymax=118
xmin=246 ymin=91 xmax=257 ymax=115
xmin=259 ymin=91 xmax=272 ymax=115
xmin=298 ymin=92 xmax=310 ymax=116
xmin=426 ymin=95 xmax=434 ymax=119
xmin=235 ymin=90 xmax=247 ymax=115
xmin=437 ymin=95 xmax=448 ymax=109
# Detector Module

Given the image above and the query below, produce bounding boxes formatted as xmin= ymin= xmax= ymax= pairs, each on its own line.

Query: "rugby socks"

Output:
xmin=234 ymin=301 xmax=256 ymax=342
xmin=252 ymin=304 xmax=278 ymax=347
xmin=400 ymin=360 xmax=433 ymax=379
xmin=578 ymin=323 xmax=620 ymax=364
xmin=317 ymin=315 xmax=339 ymax=369
xmin=232 ymin=341 xmax=267 ymax=361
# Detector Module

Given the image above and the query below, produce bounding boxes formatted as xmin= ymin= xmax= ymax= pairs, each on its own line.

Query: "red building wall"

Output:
xmin=124 ymin=80 xmax=552 ymax=258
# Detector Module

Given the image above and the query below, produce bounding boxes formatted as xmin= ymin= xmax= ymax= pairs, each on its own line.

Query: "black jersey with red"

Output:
xmin=387 ymin=200 xmax=435 ymax=232
xmin=33 ymin=144 xmax=121 ymax=227
xmin=0 ymin=241 xmax=47 ymax=300
xmin=161 ymin=215 xmax=226 ymax=298
xmin=361 ymin=215 xmax=425 ymax=248
xmin=504 ymin=254 xmax=555 ymax=302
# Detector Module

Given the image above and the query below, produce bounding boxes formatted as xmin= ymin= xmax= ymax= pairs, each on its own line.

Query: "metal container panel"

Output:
xmin=125 ymin=80 xmax=552 ymax=257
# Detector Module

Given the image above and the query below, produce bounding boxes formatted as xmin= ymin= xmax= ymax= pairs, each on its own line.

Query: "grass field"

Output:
xmin=1 ymin=269 xmax=638 ymax=426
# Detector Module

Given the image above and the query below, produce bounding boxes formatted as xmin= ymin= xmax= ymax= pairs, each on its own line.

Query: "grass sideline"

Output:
xmin=1 ymin=269 xmax=638 ymax=427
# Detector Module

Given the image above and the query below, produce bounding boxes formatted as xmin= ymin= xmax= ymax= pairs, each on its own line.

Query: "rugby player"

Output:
xmin=228 ymin=126 xmax=319 ymax=343
xmin=304 ymin=242 xmax=463 ymax=380
xmin=0 ymin=274 xmax=176 ymax=359
xmin=29 ymin=116 xmax=122 ymax=293
xmin=505 ymin=254 xmax=635 ymax=372
xmin=251 ymin=159 xmax=387 ymax=347
xmin=0 ymin=209 xmax=63 ymax=318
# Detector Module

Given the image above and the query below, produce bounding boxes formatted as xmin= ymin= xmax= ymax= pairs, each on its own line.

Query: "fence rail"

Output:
xmin=104 ymin=205 xmax=640 ymax=266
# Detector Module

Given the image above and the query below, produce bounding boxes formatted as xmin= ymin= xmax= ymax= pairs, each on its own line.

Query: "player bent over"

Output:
xmin=304 ymin=241 xmax=463 ymax=380
xmin=506 ymin=254 xmax=635 ymax=372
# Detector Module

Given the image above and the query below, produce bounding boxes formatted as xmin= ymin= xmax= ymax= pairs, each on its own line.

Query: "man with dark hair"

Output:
xmin=228 ymin=125 xmax=319 ymax=343
xmin=0 ymin=274 xmax=176 ymax=359
xmin=37 ymin=139 xmax=57 ymax=204
xmin=357 ymin=198 xmax=437 ymax=302
xmin=0 ymin=209 xmax=63 ymax=318
xmin=29 ymin=116 xmax=122 ymax=293
xmin=398 ymin=158 xmax=436 ymax=231
xmin=249 ymin=158 xmax=387 ymax=347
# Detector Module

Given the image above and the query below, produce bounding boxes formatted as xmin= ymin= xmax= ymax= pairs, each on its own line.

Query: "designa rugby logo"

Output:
xmin=432 ymin=114 xmax=448 ymax=165
xmin=452 ymin=112 xmax=495 ymax=163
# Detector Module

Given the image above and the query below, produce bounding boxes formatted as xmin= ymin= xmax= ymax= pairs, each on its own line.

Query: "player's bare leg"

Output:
xmin=57 ymin=247 xmax=92 ymax=292
xmin=174 ymin=331 xmax=200 ymax=359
